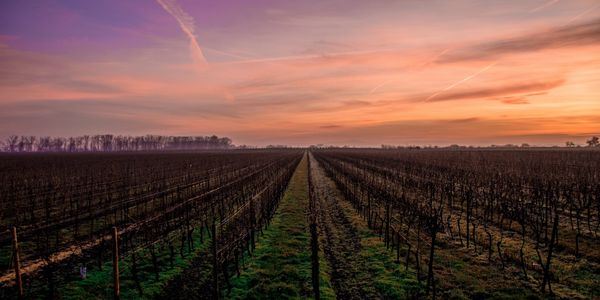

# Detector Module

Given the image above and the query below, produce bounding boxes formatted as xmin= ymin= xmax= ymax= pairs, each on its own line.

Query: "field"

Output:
xmin=1 ymin=148 xmax=599 ymax=299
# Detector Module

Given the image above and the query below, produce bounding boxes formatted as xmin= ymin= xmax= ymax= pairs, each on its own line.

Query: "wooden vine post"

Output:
xmin=211 ymin=221 xmax=219 ymax=299
xmin=112 ymin=227 xmax=120 ymax=300
xmin=12 ymin=226 xmax=23 ymax=299
xmin=310 ymin=223 xmax=320 ymax=300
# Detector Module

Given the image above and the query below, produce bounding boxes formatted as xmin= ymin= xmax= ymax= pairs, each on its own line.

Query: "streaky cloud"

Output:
xmin=529 ymin=0 xmax=560 ymax=13
xmin=565 ymin=3 xmax=600 ymax=25
xmin=425 ymin=62 xmax=497 ymax=102
xmin=438 ymin=17 xmax=600 ymax=63
xmin=426 ymin=79 xmax=566 ymax=103
xmin=156 ymin=0 xmax=207 ymax=66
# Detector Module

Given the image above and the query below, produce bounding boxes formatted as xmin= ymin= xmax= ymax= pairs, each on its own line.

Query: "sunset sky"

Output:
xmin=1 ymin=0 xmax=599 ymax=146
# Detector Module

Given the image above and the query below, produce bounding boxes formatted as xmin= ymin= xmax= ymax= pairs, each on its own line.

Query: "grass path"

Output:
xmin=226 ymin=153 xmax=334 ymax=299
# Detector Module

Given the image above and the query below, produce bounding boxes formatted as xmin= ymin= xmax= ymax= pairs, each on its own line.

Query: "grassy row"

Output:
xmin=332 ymin=189 xmax=424 ymax=299
xmin=226 ymin=155 xmax=335 ymax=299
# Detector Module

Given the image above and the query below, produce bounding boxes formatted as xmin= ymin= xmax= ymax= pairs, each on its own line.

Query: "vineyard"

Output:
xmin=0 ymin=150 xmax=302 ymax=299
xmin=311 ymin=148 xmax=600 ymax=299
xmin=1 ymin=148 xmax=599 ymax=299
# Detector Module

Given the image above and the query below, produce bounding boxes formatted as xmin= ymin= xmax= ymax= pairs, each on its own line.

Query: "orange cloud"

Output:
xmin=425 ymin=79 xmax=566 ymax=102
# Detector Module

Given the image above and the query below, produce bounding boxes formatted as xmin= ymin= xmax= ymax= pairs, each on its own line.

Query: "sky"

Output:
xmin=1 ymin=0 xmax=599 ymax=147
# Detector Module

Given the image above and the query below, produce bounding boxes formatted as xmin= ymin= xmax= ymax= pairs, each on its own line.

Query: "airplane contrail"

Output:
xmin=424 ymin=62 xmax=497 ymax=102
xmin=156 ymin=0 xmax=207 ymax=66
xmin=529 ymin=0 xmax=559 ymax=13
xmin=369 ymin=48 xmax=450 ymax=94
xmin=565 ymin=3 xmax=599 ymax=25
xmin=204 ymin=47 xmax=251 ymax=60
xmin=369 ymin=79 xmax=393 ymax=94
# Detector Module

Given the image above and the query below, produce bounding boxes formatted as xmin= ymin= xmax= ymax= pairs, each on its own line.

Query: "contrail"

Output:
xmin=204 ymin=47 xmax=250 ymax=60
xmin=564 ymin=3 xmax=599 ymax=25
xmin=156 ymin=0 xmax=207 ymax=66
xmin=417 ymin=48 xmax=450 ymax=69
xmin=529 ymin=0 xmax=559 ymax=13
xmin=369 ymin=48 xmax=450 ymax=94
xmin=369 ymin=79 xmax=393 ymax=94
xmin=424 ymin=62 xmax=497 ymax=102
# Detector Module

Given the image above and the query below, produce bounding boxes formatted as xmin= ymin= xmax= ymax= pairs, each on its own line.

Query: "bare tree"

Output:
xmin=6 ymin=135 xmax=19 ymax=152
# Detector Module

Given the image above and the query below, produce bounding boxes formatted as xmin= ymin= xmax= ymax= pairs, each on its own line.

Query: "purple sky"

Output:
xmin=1 ymin=0 xmax=599 ymax=146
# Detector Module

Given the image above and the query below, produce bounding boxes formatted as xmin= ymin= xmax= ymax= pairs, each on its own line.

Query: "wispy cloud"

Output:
xmin=529 ymin=0 xmax=560 ymax=13
xmin=425 ymin=62 xmax=497 ymax=102
xmin=426 ymin=79 xmax=565 ymax=102
xmin=369 ymin=79 xmax=393 ymax=94
xmin=497 ymin=96 xmax=529 ymax=105
xmin=156 ymin=0 xmax=207 ymax=66
xmin=369 ymin=48 xmax=450 ymax=94
xmin=439 ymin=18 xmax=600 ymax=63
xmin=565 ymin=3 xmax=600 ymax=25
xmin=3 ymin=1 xmax=600 ymax=145
xmin=320 ymin=124 xmax=341 ymax=129
xmin=447 ymin=117 xmax=480 ymax=123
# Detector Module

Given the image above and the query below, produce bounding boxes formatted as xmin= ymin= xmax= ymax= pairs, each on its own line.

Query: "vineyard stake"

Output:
xmin=112 ymin=227 xmax=120 ymax=300
xmin=310 ymin=223 xmax=320 ymax=300
xmin=12 ymin=226 xmax=23 ymax=299
xmin=211 ymin=221 xmax=219 ymax=299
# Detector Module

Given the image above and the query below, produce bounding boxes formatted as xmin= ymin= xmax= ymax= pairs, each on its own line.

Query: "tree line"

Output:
xmin=1 ymin=134 xmax=234 ymax=152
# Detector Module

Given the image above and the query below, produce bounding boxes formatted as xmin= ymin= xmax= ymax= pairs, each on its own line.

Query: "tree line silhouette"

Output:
xmin=1 ymin=134 xmax=233 ymax=152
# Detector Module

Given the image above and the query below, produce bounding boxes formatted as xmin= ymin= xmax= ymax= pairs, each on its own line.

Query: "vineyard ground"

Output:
xmin=310 ymin=153 xmax=423 ymax=299
xmin=313 ymin=149 xmax=600 ymax=300
xmin=226 ymin=154 xmax=335 ymax=299
xmin=59 ymin=227 xmax=212 ymax=299
xmin=3 ymin=149 xmax=599 ymax=299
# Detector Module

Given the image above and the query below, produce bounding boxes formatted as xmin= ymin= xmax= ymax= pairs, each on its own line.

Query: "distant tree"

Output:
xmin=82 ymin=135 xmax=90 ymax=151
xmin=587 ymin=136 xmax=599 ymax=147
xmin=521 ymin=143 xmax=530 ymax=148
xmin=565 ymin=141 xmax=575 ymax=148
xmin=220 ymin=137 xmax=232 ymax=148
xmin=266 ymin=144 xmax=289 ymax=149
xmin=28 ymin=136 xmax=37 ymax=151
xmin=6 ymin=135 xmax=18 ymax=152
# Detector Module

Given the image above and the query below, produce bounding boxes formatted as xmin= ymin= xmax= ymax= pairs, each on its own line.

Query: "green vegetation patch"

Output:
xmin=226 ymin=155 xmax=334 ymax=299
xmin=60 ymin=227 xmax=210 ymax=300
xmin=339 ymin=199 xmax=424 ymax=299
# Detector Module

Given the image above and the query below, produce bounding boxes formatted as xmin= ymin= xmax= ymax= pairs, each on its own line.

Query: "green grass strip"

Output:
xmin=226 ymin=155 xmax=334 ymax=299
xmin=336 ymin=195 xmax=424 ymax=299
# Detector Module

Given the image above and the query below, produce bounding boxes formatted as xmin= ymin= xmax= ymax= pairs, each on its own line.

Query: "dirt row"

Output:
xmin=309 ymin=154 xmax=383 ymax=299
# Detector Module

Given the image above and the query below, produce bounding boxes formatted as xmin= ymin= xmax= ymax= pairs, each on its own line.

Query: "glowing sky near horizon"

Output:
xmin=1 ymin=0 xmax=599 ymax=146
